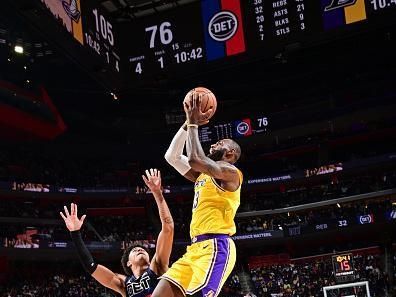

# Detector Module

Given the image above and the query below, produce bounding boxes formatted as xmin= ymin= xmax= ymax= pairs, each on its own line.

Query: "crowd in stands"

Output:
xmin=237 ymin=198 xmax=396 ymax=234
xmin=1 ymin=156 xmax=395 ymax=248
xmin=242 ymin=170 xmax=396 ymax=211
xmin=0 ymin=215 xmax=155 ymax=249
xmin=1 ymin=196 xmax=395 ymax=247
xmin=0 ymin=199 xmax=147 ymax=220
xmin=0 ymin=200 xmax=76 ymax=219
xmin=0 ymin=120 xmax=395 ymax=191
xmin=250 ymin=253 xmax=388 ymax=297
xmin=1 ymin=250 xmax=390 ymax=296
xmin=89 ymin=216 xmax=154 ymax=243
xmin=2 ymin=167 xmax=395 ymax=220
xmin=220 ymin=272 xmax=244 ymax=297
xmin=0 ymin=274 xmax=115 ymax=297
xmin=0 ymin=145 xmax=148 ymax=189
xmin=0 ymin=270 xmax=243 ymax=297
xmin=0 ymin=272 xmax=247 ymax=297
xmin=242 ymin=121 xmax=396 ymax=177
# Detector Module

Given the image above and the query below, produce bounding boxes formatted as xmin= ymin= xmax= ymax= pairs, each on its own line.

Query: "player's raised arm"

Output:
xmin=142 ymin=169 xmax=174 ymax=275
xmin=60 ymin=203 xmax=124 ymax=295
xmin=164 ymin=121 xmax=201 ymax=182
xmin=184 ymin=94 xmax=240 ymax=185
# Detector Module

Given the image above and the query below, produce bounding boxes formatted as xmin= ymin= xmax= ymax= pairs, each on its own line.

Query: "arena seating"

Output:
xmin=249 ymin=249 xmax=388 ymax=297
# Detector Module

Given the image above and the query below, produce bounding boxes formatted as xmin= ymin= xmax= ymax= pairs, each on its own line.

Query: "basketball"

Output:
xmin=183 ymin=87 xmax=217 ymax=121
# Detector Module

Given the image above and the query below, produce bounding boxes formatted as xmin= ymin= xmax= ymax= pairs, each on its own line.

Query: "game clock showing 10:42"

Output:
xmin=122 ymin=0 xmax=396 ymax=79
xmin=42 ymin=0 xmax=396 ymax=81
xmin=122 ymin=1 xmax=206 ymax=77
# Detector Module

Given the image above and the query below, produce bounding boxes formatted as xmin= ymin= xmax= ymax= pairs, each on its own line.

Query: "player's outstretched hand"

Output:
xmin=142 ymin=168 xmax=162 ymax=194
xmin=60 ymin=203 xmax=86 ymax=232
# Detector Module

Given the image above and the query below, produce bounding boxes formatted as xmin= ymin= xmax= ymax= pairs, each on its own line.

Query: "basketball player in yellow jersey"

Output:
xmin=152 ymin=93 xmax=242 ymax=297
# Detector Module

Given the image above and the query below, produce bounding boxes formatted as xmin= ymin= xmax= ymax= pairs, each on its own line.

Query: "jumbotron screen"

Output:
xmin=41 ymin=0 xmax=396 ymax=83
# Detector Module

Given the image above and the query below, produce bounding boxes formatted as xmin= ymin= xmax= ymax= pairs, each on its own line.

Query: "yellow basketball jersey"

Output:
xmin=190 ymin=170 xmax=242 ymax=238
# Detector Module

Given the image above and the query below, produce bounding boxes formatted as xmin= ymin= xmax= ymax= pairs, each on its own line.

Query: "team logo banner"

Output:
xmin=201 ymin=0 xmax=246 ymax=61
xmin=322 ymin=0 xmax=367 ymax=30
xmin=233 ymin=118 xmax=252 ymax=138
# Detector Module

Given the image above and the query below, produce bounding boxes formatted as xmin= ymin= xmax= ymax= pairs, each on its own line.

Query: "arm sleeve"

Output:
xmin=70 ymin=230 xmax=98 ymax=274
xmin=164 ymin=126 xmax=192 ymax=175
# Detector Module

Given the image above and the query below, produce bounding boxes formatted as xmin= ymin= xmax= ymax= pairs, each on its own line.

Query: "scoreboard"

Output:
xmin=41 ymin=0 xmax=121 ymax=73
xmin=332 ymin=253 xmax=355 ymax=283
xmin=40 ymin=0 xmax=396 ymax=84
xmin=199 ymin=116 xmax=269 ymax=143
xmin=123 ymin=0 xmax=396 ymax=79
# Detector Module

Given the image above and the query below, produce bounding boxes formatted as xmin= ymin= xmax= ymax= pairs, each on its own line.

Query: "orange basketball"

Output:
xmin=183 ymin=87 xmax=217 ymax=121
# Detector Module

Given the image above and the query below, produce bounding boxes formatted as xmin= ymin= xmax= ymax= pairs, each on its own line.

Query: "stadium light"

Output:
xmin=110 ymin=92 xmax=118 ymax=100
xmin=337 ymin=203 xmax=341 ymax=208
xmin=14 ymin=45 xmax=24 ymax=54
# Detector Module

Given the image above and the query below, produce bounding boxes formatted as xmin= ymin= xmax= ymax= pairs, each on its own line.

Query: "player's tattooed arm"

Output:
xmin=207 ymin=161 xmax=239 ymax=180
xmin=163 ymin=216 xmax=174 ymax=225
xmin=142 ymin=169 xmax=174 ymax=229
xmin=142 ymin=169 xmax=174 ymax=276
xmin=185 ymin=93 xmax=239 ymax=184
xmin=186 ymin=125 xmax=239 ymax=183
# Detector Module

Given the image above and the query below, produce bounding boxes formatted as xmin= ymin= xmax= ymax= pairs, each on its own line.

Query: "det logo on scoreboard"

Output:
xmin=234 ymin=118 xmax=252 ymax=138
xmin=201 ymin=0 xmax=246 ymax=61
xmin=358 ymin=214 xmax=374 ymax=224
xmin=322 ymin=0 xmax=367 ymax=30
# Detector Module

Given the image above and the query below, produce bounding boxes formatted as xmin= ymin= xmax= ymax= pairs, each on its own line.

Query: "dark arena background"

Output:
xmin=0 ymin=0 xmax=396 ymax=296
